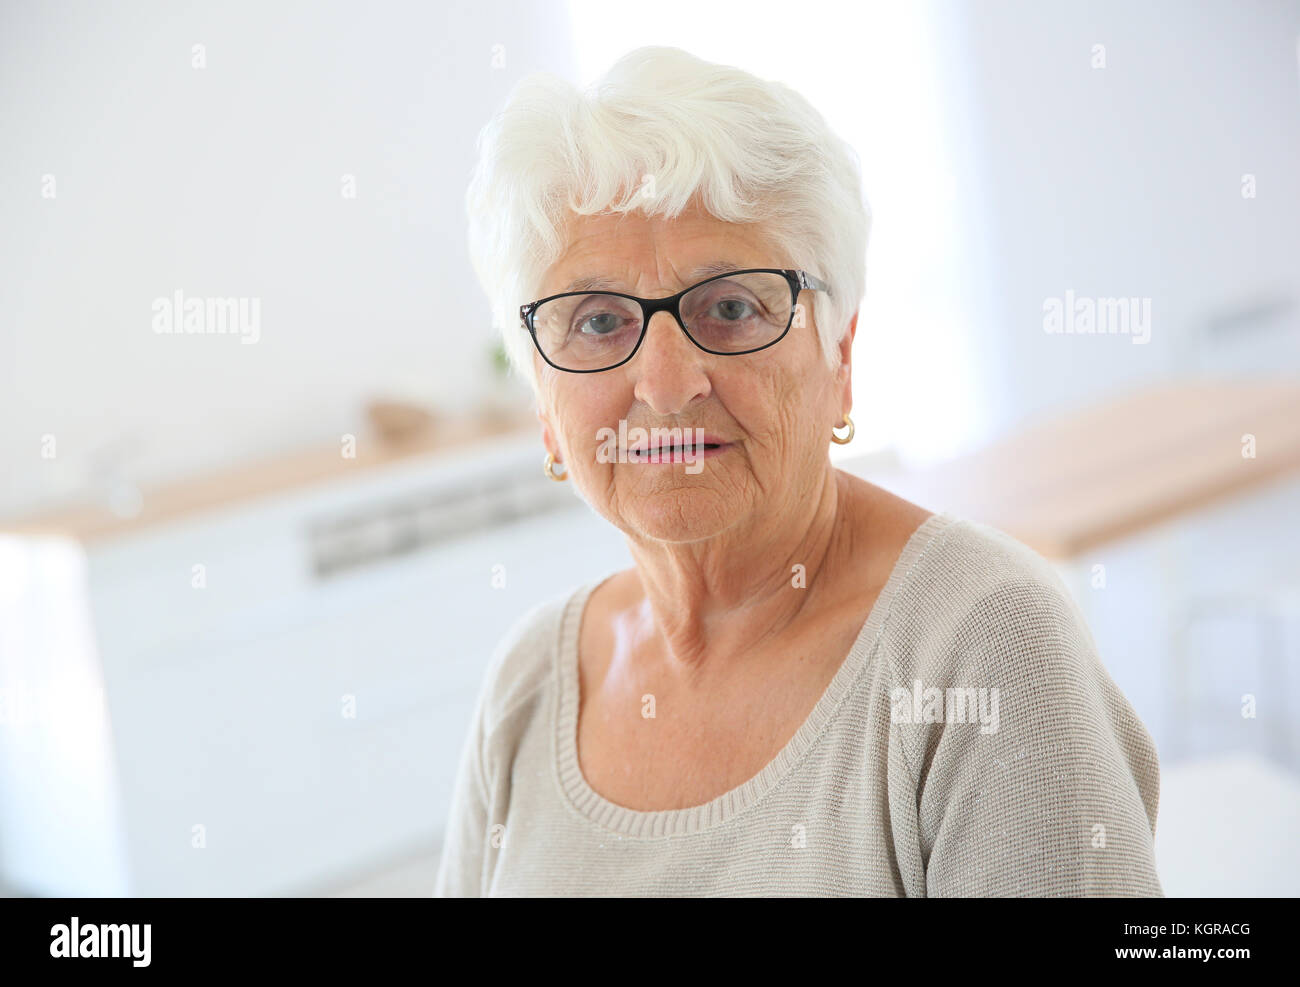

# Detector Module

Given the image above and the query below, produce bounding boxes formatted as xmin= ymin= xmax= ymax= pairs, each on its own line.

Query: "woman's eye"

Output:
xmin=577 ymin=312 xmax=623 ymax=335
xmin=712 ymin=298 xmax=755 ymax=321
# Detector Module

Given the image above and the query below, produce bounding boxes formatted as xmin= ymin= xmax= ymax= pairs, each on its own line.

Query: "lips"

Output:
xmin=632 ymin=442 xmax=720 ymax=455
xmin=627 ymin=439 xmax=731 ymax=463
xmin=627 ymin=434 xmax=730 ymax=455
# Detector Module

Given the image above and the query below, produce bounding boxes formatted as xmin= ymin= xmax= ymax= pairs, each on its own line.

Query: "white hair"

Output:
xmin=465 ymin=46 xmax=870 ymax=397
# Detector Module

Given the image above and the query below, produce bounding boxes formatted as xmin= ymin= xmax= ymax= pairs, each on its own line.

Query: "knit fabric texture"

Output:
xmin=433 ymin=511 xmax=1163 ymax=896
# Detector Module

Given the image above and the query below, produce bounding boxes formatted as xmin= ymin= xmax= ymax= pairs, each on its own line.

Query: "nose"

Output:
xmin=630 ymin=309 xmax=711 ymax=415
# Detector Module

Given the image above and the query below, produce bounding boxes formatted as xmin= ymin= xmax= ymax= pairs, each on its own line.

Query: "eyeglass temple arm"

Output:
xmin=796 ymin=270 xmax=830 ymax=294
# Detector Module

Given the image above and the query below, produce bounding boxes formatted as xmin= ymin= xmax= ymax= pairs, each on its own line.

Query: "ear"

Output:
xmin=536 ymin=406 xmax=558 ymax=458
xmin=837 ymin=311 xmax=858 ymax=414
xmin=531 ymin=351 xmax=562 ymax=458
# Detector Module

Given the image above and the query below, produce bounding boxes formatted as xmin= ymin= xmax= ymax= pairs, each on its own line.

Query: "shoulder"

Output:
xmin=919 ymin=512 xmax=1065 ymax=593
xmin=879 ymin=514 xmax=1157 ymax=784
xmin=472 ymin=583 xmax=584 ymax=732
xmin=875 ymin=518 xmax=1163 ymax=894
xmin=879 ymin=513 xmax=1095 ymax=684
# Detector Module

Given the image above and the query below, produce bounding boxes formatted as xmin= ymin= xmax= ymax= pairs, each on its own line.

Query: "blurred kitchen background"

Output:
xmin=1 ymin=0 xmax=1298 ymax=897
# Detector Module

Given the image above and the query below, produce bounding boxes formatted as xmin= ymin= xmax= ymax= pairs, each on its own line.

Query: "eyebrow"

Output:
xmin=562 ymin=261 xmax=744 ymax=294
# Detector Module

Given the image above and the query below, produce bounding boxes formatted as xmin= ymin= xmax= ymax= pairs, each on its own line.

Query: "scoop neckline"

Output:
xmin=552 ymin=509 xmax=956 ymax=838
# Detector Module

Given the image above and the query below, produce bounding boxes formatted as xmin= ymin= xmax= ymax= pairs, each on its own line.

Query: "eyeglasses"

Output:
xmin=519 ymin=268 xmax=831 ymax=373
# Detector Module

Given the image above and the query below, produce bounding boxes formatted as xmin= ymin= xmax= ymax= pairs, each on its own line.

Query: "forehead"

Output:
xmin=544 ymin=207 xmax=778 ymax=293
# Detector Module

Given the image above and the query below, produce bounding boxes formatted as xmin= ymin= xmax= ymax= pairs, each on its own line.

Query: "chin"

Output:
xmin=614 ymin=482 xmax=743 ymax=544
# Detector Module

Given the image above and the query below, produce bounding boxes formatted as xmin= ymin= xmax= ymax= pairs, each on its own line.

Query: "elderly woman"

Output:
xmin=434 ymin=47 xmax=1162 ymax=897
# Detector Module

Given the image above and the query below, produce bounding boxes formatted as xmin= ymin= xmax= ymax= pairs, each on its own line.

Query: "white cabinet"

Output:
xmin=0 ymin=436 xmax=631 ymax=896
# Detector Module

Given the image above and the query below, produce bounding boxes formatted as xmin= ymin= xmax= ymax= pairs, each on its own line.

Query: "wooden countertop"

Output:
xmin=3 ymin=409 xmax=537 ymax=543
xmin=7 ymin=378 xmax=1298 ymax=556
xmin=862 ymin=377 xmax=1300 ymax=559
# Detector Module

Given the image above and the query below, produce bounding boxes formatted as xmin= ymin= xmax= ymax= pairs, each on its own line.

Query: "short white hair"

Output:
xmin=465 ymin=45 xmax=870 ymax=397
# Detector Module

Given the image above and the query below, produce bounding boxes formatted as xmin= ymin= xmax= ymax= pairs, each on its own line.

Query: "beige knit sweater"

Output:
xmin=433 ymin=511 xmax=1163 ymax=896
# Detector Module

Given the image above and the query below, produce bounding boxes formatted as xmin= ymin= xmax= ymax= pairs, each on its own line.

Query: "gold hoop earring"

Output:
xmin=544 ymin=452 xmax=568 ymax=481
xmin=831 ymin=413 xmax=854 ymax=445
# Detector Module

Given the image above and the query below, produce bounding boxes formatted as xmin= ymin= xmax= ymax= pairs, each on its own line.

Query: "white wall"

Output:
xmin=0 ymin=0 xmax=575 ymax=518
xmin=933 ymin=0 xmax=1300 ymax=436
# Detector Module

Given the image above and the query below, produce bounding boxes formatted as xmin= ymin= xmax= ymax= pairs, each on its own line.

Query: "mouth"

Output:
xmin=628 ymin=441 xmax=730 ymax=463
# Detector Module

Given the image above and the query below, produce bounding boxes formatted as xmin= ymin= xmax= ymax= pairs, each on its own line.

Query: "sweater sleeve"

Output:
xmin=431 ymin=596 xmax=561 ymax=896
xmin=898 ymin=576 xmax=1163 ymax=897
xmin=432 ymin=684 xmax=490 ymax=897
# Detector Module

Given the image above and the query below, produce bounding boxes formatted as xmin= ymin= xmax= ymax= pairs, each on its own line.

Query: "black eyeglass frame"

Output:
xmin=519 ymin=268 xmax=831 ymax=374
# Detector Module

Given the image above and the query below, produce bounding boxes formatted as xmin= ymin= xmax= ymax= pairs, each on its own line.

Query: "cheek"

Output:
xmin=718 ymin=361 xmax=822 ymax=456
xmin=728 ymin=364 xmax=806 ymax=436
xmin=551 ymin=381 xmax=630 ymax=457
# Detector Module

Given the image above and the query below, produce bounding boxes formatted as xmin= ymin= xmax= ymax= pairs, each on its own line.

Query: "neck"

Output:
xmin=623 ymin=463 xmax=853 ymax=682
